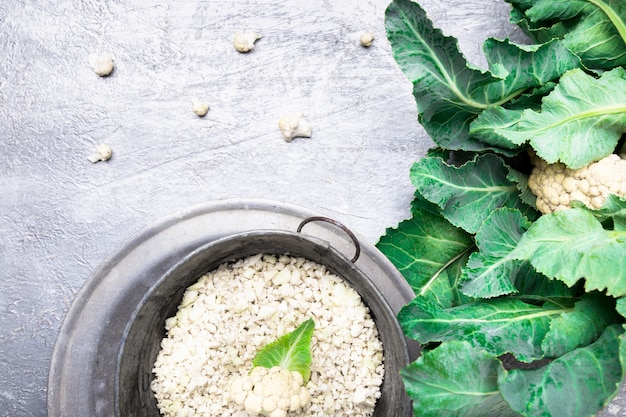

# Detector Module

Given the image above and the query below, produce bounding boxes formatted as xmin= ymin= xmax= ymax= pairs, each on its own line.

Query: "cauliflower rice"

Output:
xmin=151 ymin=253 xmax=385 ymax=417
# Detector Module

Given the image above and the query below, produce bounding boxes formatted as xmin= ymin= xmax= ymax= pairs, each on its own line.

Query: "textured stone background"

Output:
xmin=1 ymin=0 xmax=624 ymax=415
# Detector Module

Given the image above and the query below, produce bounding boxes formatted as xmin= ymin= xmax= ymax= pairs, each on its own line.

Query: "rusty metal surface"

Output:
xmin=1 ymin=0 xmax=624 ymax=415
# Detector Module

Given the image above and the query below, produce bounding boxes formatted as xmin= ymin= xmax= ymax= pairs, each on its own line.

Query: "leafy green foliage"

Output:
xmin=470 ymin=67 xmax=626 ymax=169
xmin=506 ymin=0 xmax=626 ymax=69
xmin=512 ymin=207 xmax=626 ymax=297
xmin=540 ymin=293 xmax=621 ymax=358
xmin=399 ymin=293 xmax=620 ymax=363
xmin=460 ymin=208 xmax=579 ymax=299
xmin=410 ymin=154 xmax=539 ymax=233
xmin=377 ymin=196 xmax=475 ymax=308
xmin=382 ymin=0 xmax=626 ymax=415
xmin=574 ymin=194 xmax=626 ymax=231
xmin=400 ymin=341 xmax=520 ymax=417
xmin=384 ymin=0 xmax=580 ymax=151
xmin=399 ymin=296 xmax=564 ymax=361
xmin=459 ymin=208 xmax=532 ymax=297
xmin=499 ymin=324 xmax=626 ymax=417
xmin=252 ymin=318 xmax=315 ymax=383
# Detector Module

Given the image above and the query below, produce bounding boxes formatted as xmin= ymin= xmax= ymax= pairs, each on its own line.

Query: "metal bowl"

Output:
xmin=48 ymin=199 xmax=416 ymax=416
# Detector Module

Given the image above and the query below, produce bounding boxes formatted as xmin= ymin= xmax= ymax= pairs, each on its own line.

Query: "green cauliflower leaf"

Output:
xmin=384 ymin=0 xmax=580 ymax=152
xmin=512 ymin=207 xmax=626 ymax=297
xmin=499 ymin=324 xmax=626 ymax=417
xmin=400 ymin=341 xmax=519 ymax=417
xmin=252 ymin=318 xmax=315 ymax=383
xmin=506 ymin=0 xmax=626 ymax=69
xmin=376 ymin=195 xmax=475 ymax=308
xmin=399 ymin=296 xmax=566 ymax=362
xmin=410 ymin=153 xmax=538 ymax=234
xmin=459 ymin=208 xmax=575 ymax=300
xmin=470 ymin=67 xmax=626 ymax=169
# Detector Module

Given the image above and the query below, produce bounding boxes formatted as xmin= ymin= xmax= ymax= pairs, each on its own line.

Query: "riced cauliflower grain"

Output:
xmin=151 ymin=254 xmax=384 ymax=417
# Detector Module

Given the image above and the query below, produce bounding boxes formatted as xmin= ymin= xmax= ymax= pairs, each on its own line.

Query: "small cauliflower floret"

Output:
xmin=230 ymin=366 xmax=311 ymax=417
xmin=360 ymin=31 xmax=375 ymax=47
xmin=528 ymin=152 xmax=626 ymax=214
xmin=191 ymin=97 xmax=210 ymax=117
xmin=87 ymin=143 xmax=112 ymax=163
xmin=278 ymin=113 xmax=312 ymax=142
xmin=88 ymin=53 xmax=114 ymax=77
xmin=233 ymin=30 xmax=261 ymax=53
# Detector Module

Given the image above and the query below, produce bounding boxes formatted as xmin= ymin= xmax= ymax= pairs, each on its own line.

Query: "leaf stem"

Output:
xmin=422 ymin=307 xmax=572 ymax=324
xmin=527 ymin=103 xmax=626 ymax=134
xmin=419 ymin=378 xmax=501 ymax=397
xmin=419 ymin=245 xmax=475 ymax=297
xmin=419 ymin=172 xmax=519 ymax=193
xmin=587 ymin=0 xmax=626 ymax=47
xmin=511 ymin=295 xmax=580 ymax=309
xmin=396 ymin=7 xmax=494 ymax=110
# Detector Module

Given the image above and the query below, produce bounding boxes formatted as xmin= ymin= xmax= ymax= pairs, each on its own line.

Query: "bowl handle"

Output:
xmin=296 ymin=216 xmax=361 ymax=263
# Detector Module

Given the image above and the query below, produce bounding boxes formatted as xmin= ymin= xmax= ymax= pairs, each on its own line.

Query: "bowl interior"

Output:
xmin=117 ymin=230 xmax=411 ymax=416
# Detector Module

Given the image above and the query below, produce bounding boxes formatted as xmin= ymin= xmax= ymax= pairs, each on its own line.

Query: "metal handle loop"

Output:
xmin=296 ymin=216 xmax=361 ymax=263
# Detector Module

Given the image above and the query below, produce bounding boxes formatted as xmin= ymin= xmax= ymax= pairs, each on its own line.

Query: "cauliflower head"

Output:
xmin=230 ymin=366 xmax=312 ymax=417
xmin=528 ymin=152 xmax=626 ymax=214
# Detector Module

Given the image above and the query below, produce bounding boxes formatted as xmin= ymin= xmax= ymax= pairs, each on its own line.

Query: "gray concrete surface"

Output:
xmin=1 ymin=0 xmax=624 ymax=415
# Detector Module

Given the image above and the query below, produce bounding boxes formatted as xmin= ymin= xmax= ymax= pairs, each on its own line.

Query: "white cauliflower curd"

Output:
xmin=151 ymin=254 xmax=384 ymax=417
xmin=528 ymin=151 xmax=626 ymax=214
xmin=230 ymin=366 xmax=312 ymax=417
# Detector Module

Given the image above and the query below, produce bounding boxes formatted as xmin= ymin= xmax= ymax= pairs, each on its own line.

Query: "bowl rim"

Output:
xmin=117 ymin=228 xmax=411 ymax=416
xmin=47 ymin=198 xmax=417 ymax=416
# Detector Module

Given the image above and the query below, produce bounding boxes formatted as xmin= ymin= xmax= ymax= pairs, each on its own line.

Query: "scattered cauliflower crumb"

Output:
xmin=88 ymin=53 xmax=114 ymax=77
xmin=87 ymin=143 xmax=112 ymax=163
xmin=278 ymin=113 xmax=312 ymax=142
xmin=360 ymin=31 xmax=375 ymax=47
xmin=231 ymin=366 xmax=312 ymax=417
xmin=191 ymin=97 xmax=210 ymax=117
xmin=528 ymin=151 xmax=626 ymax=214
xmin=233 ymin=30 xmax=262 ymax=52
